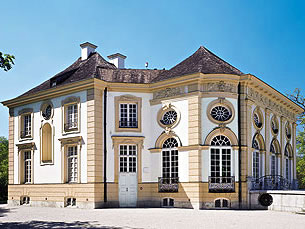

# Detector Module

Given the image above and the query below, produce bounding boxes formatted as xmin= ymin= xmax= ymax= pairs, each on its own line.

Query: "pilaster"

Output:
xmin=187 ymin=95 xmax=201 ymax=208
xmin=87 ymin=88 xmax=103 ymax=183
xmin=8 ymin=108 xmax=14 ymax=184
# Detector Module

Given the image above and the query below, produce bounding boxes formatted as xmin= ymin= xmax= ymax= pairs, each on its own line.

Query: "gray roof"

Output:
xmin=20 ymin=46 xmax=243 ymax=97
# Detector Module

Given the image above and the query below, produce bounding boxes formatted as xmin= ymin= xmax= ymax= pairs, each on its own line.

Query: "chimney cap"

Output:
xmin=107 ymin=53 xmax=127 ymax=60
xmin=80 ymin=42 xmax=98 ymax=49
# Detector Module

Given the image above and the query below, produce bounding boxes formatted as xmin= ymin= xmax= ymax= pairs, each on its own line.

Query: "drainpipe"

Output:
xmin=238 ymin=83 xmax=242 ymax=209
xmin=104 ymin=87 xmax=107 ymax=203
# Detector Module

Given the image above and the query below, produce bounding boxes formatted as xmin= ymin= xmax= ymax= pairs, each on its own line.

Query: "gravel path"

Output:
xmin=0 ymin=204 xmax=304 ymax=229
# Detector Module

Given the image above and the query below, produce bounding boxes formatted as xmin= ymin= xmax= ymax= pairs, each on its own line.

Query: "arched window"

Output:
xmin=42 ymin=123 xmax=52 ymax=163
xmin=162 ymin=138 xmax=178 ymax=182
xmin=270 ymin=140 xmax=280 ymax=176
xmin=211 ymin=135 xmax=231 ymax=146
xmin=285 ymin=144 xmax=293 ymax=181
xmin=210 ymin=135 xmax=232 ymax=184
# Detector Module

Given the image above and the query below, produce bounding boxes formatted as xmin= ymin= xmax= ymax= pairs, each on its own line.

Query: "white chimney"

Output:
xmin=107 ymin=53 xmax=127 ymax=69
xmin=80 ymin=42 xmax=97 ymax=60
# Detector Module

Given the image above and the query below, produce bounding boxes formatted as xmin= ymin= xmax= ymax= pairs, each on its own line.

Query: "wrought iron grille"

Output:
xmin=250 ymin=175 xmax=293 ymax=190
xmin=158 ymin=177 xmax=179 ymax=193
xmin=208 ymin=176 xmax=235 ymax=192
xmin=119 ymin=121 xmax=138 ymax=128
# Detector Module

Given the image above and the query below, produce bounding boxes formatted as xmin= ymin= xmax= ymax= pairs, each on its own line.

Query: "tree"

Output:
xmin=0 ymin=52 xmax=15 ymax=71
xmin=0 ymin=137 xmax=8 ymax=201
xmin=288 ymin=89 xmax=305 ymax=189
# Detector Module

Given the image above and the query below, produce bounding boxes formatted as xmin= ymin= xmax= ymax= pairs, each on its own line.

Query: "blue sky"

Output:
xmin=1 ymin=0 xmax=305 ymax=137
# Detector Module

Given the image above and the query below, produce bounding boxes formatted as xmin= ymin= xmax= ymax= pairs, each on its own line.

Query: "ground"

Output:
xmin=0 ymin=204 xmax=304 ymax=229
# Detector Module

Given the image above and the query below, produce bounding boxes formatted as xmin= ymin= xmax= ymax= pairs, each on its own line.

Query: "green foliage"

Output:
xmin=296 ymin=130 xmax=305 ymax=189
xmin=289 ymin=89 xmax=305 ymax=189
xmin=0 ymin=136 xmax=8 ymax=201
xmin=0 ymin=52 xmax=15 ymax=71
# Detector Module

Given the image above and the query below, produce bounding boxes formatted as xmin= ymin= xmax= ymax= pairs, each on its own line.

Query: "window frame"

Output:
xmin=114 ymin=95 xmax=142 ymax=132
xmin=161 ymin=138 xmax=179 ymax=180
xmin=16 ymin=143 xmax=35 ymax=185
xmin=209 ymin=135 xmax=233 ymax=184
xmin=67 ymin=145 xmax=78 ymax=183
xmin=18 ymin=108 xmax=34 ymax=141
xmin=206 ymin=99 xmax=235 ymax=125
xmin=61 ymin=96 xmax=81 ymax=134
xmin=119 ymin=103 xmax=138 ymax=129
xmin=59 ymin=136 xmax=82 ymax=184
xmin=112 ymin=136 xmax=144 ymax=183
xmin=119 ymin=144 xmax=137 ymax=173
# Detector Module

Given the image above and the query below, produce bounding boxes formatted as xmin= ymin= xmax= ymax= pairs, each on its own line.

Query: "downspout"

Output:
xmin=104 ymin=87 xmax=107 ymax=203
xmin=238 ymin=83 xmax=242 ymax=208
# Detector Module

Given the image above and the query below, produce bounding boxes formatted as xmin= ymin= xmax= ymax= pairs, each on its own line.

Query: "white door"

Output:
xmin=119 ymin=145 xmax=137 ymax=207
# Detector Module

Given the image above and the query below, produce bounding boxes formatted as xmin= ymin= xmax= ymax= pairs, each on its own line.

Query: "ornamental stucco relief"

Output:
xmin=247 ymin=87 xmax=295 ymax=120
xmin=153 ymin=87 xmax=184 ymax=99
xmin=202 ymin=81 xmax=237 ymax=93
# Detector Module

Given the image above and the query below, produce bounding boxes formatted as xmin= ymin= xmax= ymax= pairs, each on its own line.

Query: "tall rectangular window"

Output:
xmin=271 ymin=155 xmax=276 ymax=176
xmin=285 ymin=158 xmax=290 ymax=181
xmin=20 ymin=114 xmax=32 ymax=139
xmin=119 ymin=103 xmax=137 ymax=128
xmin=253 ymin=151 xmax=260 ymax=179
xmin=67 ymin=104 xmax=78 ymax=130
xmin=24 ymin=115 xmax=31 ymax=137
xmin=119 ymin=145 xmax=137 ymax=173
xmin=211 ymin=148 xmax=231 ymax=183
xmin=24 ymin=151 xmax=32 ymax=184
xmin=67 ymin=146 xmax=78 ymax=183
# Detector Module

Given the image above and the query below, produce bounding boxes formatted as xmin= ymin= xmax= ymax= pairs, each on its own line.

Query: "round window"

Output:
xmin=271 ymin=117 xmax=278 ymax=135
xmin=157 ymin=105 xmax=180 ymax=129
xmin=253 ymin=113 xmax=262 ymax=128
xmin=210 ymin=106 xmax=231 ymax=122
xmin=285 ymin=123 xmax=291 ymax=140
xmin=41 ymin=102 xmax=53 ymax=120
xmin=161 ymin=110 xmax=178 ymax=126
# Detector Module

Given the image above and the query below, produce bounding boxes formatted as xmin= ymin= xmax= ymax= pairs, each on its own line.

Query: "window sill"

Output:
xmin=40 ymin=161 xmax=54 ymax=166
xmin=115 ymin=127 xmax=141 ymax=132
xmin=62 ymin=130 xmax=80 ymax=135
xmin=19 ymin=137 xmax=33 ymax=142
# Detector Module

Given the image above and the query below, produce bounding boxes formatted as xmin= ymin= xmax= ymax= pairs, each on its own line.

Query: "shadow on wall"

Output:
xmin=0 ymin=220 xmax=143 ymax=229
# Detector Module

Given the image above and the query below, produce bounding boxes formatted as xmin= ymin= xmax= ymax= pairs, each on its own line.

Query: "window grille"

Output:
xmin=161 ymin=110 xmax=177 ymax=125
xmin=285 ymin=158 xmax=290 ymax=181
xmin=271 ymin=155 xmax=276 ymax=176
xmin=215 ymin=199 xmax=229 ymax=208
xmin=24 ymin=151 xmax=31 ymax=183
xmin=253 ymin=151 xmax=260 ymax=179
xmin=162 ymin=198 xmax=174 ymax=207
xmin=119 ymin=145 xmax=137 ymax=173
xmin=66 ymin=197 xmax=76 ymax=207
xmin=210 ymin=135 xmax=232 ymax=184
xmin=211 ymin=135 xmax=231 ymax=146
xmin=67 ymin=146 xmax=78 ymax=183
xmin=211 ymin=106 xmax=231 ymax=121
xmin=23 ymin=114 xmax=31 ymax=137
xmin=119 ymin=103 xmax=137 ymax=128
xmin=67 ymin=104 xmax=78 ymax=129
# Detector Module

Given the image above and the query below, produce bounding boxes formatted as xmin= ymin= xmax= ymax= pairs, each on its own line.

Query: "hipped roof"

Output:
xmin=20 ymin=46 xmax=243 ymax=97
